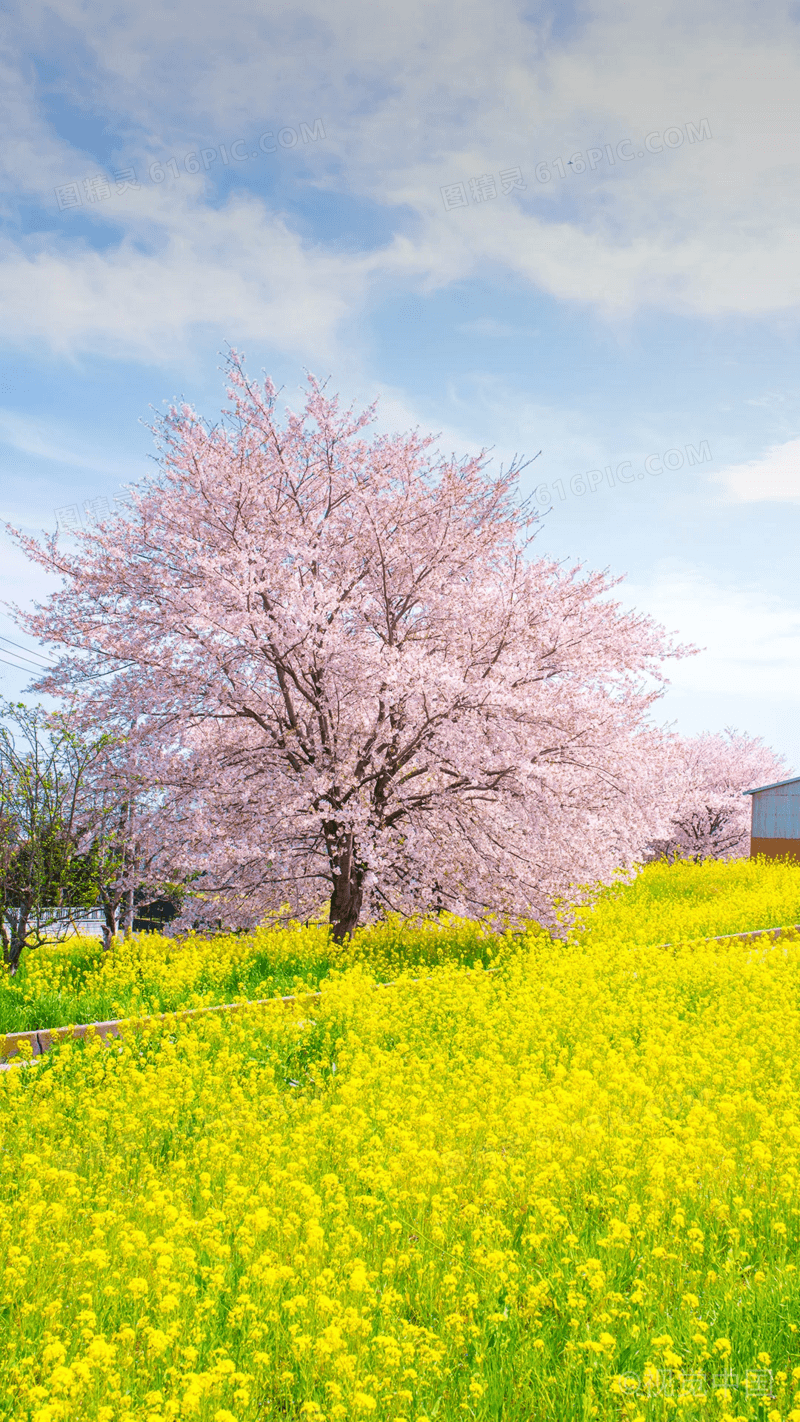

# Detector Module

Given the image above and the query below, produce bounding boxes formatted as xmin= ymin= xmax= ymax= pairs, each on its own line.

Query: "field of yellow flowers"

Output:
xmin=2 ymin=856 xmax=800 ymax=1422
xmin=4 ymin=855 xmax=800 ymax=1039
xmin=0 ymin=913 xmax=501 ymax=1038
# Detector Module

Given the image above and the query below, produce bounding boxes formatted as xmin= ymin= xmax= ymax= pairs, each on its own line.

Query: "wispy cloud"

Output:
xmin=0 ymin=0 xmax=799 ymax=365
xmin=0 ymin=199 xmax=369 ymax=366
xmin=710 ymin=437 xmax=800 ymax=505
xmin=620 ymin=564 xmax=800 ymax=701
xmin=0 ymin=408 xmax=144 ymax=476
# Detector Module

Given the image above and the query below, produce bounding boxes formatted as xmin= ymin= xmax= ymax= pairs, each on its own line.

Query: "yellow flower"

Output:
xmin=3 ymin=862 xmax=800 ymax=1420
xmin=146 ymin=1328 xmax=171 ymax=1356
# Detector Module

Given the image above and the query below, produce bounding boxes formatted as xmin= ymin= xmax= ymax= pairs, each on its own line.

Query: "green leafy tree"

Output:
xmin=0 ymin=701 xmax=100 ymax=973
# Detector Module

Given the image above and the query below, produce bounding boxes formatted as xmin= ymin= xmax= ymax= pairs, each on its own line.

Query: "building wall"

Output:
xmin=36 ymin=909 xmax=105 ymax=939
xmin=751 ymin=786 xmax=800 ymax=839
xmin=750 ymin=836 xmax=800 ymax=863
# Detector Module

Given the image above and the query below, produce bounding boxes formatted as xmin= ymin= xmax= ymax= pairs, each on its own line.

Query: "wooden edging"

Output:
xmin=650 ymin=922 xmax=800 ymax=950
xmin=0 ymin=966 xmax=497 ymax=1070
xmin=3 ymin=921 xmax=800 ymax=1072
xmin=0 ymin=989 xmax=321 ymax=1070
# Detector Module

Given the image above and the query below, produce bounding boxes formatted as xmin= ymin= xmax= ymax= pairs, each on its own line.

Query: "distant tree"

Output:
xmin=0 ymin=699 xmax=184 ymax=966
xmin=0 ymin=701 xmax=99 ymax=973
xmin=644 ymin=728 xmax=790 ymax=864
xmin=9 ymin=353 xmax=694 ymax=939
xmin=71 ymin=729 xmax=186 ymax=948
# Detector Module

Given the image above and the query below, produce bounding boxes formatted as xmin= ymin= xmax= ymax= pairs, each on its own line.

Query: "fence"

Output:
xmin=23 ymin=907 xmax=106 ymax=939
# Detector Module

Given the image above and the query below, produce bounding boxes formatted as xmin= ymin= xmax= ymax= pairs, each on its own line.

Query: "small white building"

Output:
xmin=35 ymin=907 xmax=106 ymax=938
xmin=743 ymin=775 xmax=800 ymax=863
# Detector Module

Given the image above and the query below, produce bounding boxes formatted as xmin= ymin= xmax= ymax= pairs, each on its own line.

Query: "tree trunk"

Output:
xmin=7 ymin=932 xmax=25 ymax=976
xmin=7 ymin=916 xmax=28 ymax=976
xmin=101 ymin=893 xmax=119 ymax=952
xmin=3 ymin=906 xmax=31 ymax=976
xmin=122 ymin=882 xmax=135 ymax=939
xmin=327 ymin=828 xmax=364 ymax=943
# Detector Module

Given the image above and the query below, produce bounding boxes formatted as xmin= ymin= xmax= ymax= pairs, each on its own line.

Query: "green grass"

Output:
xmin=0 ymin=912 xmax=504 ymax=1039
xmin=3 ymin=856 xmax=800 ymax=1042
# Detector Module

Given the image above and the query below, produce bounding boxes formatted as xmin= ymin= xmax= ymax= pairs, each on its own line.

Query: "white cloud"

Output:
xmin=0 ymin=197 xmax=371 ymax=366
xmin=0 ymin=0 xmax=800 ymax=363
xmin=619 ymin=564 xmax=800 ymax=702
xmin=710 ymin=437 xmax=800 ymax=504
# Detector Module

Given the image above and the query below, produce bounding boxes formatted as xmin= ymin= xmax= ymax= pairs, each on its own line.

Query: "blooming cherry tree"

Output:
xmin=646 ymin=728 xmax=790 ymax=863
xmin=73 ymin=728 xmax=181 ymax=947
xmin=9 ymin=354 xmax=693 ymax=937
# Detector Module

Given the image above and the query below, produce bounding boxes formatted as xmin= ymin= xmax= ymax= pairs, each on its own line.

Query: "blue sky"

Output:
xmin=1 ymin=0 xmax=799 ymax=771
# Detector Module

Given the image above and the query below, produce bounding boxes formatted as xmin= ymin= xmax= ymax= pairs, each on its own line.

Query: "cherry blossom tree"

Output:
xmin=8 ymin=353 xmax=694 ymax=939
xmin=644 ymin=727 xmax=790 ymax=864
xmin=74 ymin=731 xmax=180 ymax=948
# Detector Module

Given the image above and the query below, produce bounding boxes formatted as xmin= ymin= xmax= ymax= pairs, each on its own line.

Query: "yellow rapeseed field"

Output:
xmin=4 ymin=853 xmax=800 ymax=1037
xmin=0 ymin=914 xmax=500 ymax=1036
xmin=2 ymin=857 xmax=800 ymax=1422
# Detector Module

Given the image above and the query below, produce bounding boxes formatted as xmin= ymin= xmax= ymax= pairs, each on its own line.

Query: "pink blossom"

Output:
xmin=7 ymin=352 xmax=697 ymax=938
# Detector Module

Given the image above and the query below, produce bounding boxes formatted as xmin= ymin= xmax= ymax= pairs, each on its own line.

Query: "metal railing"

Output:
xmin=15 ymin=907 xmax=105 ymax=939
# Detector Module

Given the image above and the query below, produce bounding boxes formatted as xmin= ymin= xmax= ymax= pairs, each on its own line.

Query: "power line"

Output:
xmin=0 ymin=635 xmax=56 ymax=667
xmin=0 ymin=653 xmax=45 ymax=676
xmin=0 ymin=650 xmax=52 ymax=674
